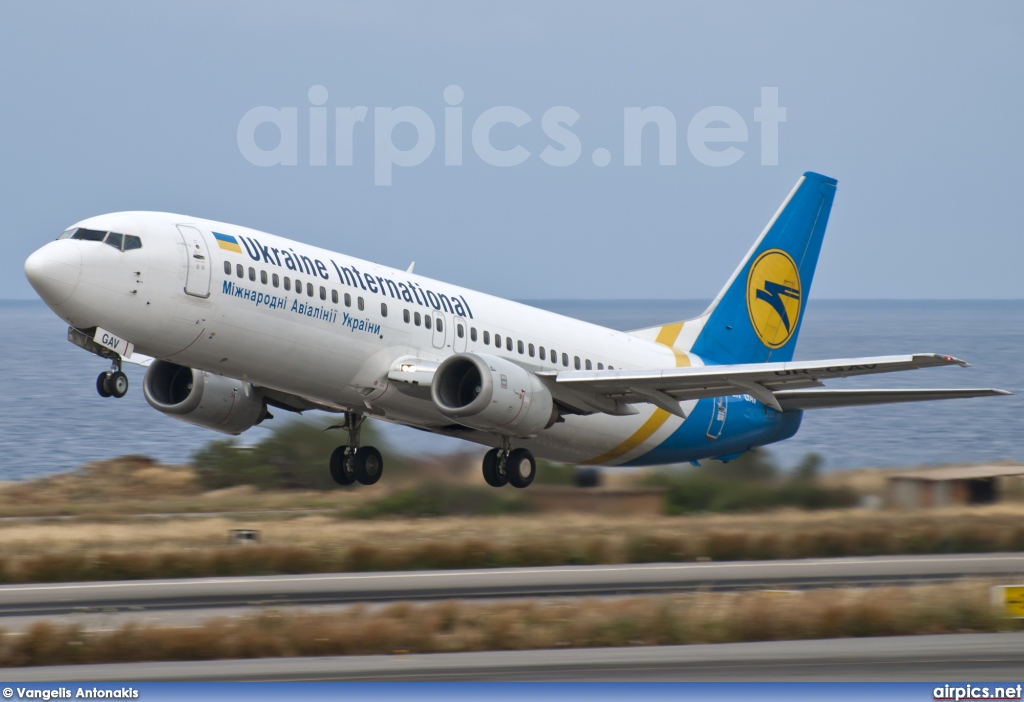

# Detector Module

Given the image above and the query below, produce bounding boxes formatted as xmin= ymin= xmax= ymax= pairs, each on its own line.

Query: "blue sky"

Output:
xmin=2 ymin=1 xmax=1022 ymax=300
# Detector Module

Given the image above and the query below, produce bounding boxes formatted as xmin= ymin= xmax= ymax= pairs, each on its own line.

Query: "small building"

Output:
xmin=886 ymin=464 xmax=1024 ymax=509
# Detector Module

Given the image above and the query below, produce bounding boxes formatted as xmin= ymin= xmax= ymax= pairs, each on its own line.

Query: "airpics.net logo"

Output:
xmin=237 ymin=85 xmax=787 ymax=186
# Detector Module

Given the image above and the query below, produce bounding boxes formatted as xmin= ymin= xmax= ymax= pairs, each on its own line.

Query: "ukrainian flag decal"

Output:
xmin=213 ymin=232 xmax=243 ymax=254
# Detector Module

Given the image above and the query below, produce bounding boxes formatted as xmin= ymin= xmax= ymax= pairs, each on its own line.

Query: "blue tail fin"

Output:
xmin=689 ymin=171 xmax=837 ymax=364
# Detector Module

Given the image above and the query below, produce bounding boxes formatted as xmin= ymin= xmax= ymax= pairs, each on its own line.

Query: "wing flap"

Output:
xmin=776 ymin=388 xmax=1011 ymax=410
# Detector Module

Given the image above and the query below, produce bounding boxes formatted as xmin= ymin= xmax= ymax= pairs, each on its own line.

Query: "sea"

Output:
xmin=2 ymin=299 xmax=1022 ymax=481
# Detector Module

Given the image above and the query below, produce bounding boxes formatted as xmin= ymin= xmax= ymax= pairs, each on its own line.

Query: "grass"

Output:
xmin=0 ymin=580 xmax=1018 ymax=667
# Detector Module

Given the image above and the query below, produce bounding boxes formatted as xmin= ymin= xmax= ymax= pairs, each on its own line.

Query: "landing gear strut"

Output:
xmin=482 ymin=438 xmax=536 ymax=489
xmin=96 ymin=359 xmax=128 ymax=399
xmin=329 ymin=412 xmax=384 ymax=486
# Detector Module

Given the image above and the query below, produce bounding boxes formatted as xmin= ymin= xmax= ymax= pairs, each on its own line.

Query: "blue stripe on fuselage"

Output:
xmin=619 ymin=396 xmax=803 ymax=467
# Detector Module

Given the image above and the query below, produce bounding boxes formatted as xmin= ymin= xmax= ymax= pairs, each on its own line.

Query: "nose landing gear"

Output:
xmin=96 ymin=360 xmax=128 ymax=399
xmin=329 ymin=412 xmax=384 ymax=486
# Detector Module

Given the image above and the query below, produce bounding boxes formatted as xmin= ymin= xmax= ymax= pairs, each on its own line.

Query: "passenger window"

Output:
xmin=344 ymin=293 xmax=351 ymax=307
xmin=608 ymin=365 xmax=614 ymax=370
xmin=517 ymin=340 xmax=524 ymax=354
xmin=261 ymin=270 xmax=268 ymax=285
xmin=295 ymin=278 xmax=302 ymax=291
xmin=122 ymin=235 xmax=142 ymax=251
xmin=425 ymin=315 xmax=432 ymax=330
xmin=332 ymin=289 xmax=338 ymax=303
xmin=403 ymin=309 xmax=410 ymax=323
xmin=549 ymin=348 xmax=555 ymax=363
xmin=224 ymin=261 xmax=231 ymax=274
xmin=585 ymin=359 xmax=592 ymax=370
xmin=273 ymin=274 xmax=280 ymax=288
xmin=562 ymin=353 xmax=569 ymax=367
xmin=470 ymin=328 xmax=477 ymax=342
xmin=528 ymin=343 xmax=535 ymax=357
xmin=414 ymin=312 xmax=421 ymax=326
xmin=597 ymin=362 xmax=604 ymax=370
xmin=320 ymin=286 xmax=327 ymax=300
xmin=284 ymin=277 xmax=291 ymax=291
xmin=539 ymin=347 xmax=546 ymax=361
xmin=381 ymin=303 xmax=388 ymax=317
xmin=357 ymin=297 xmax=364 ymax=311
xmin=483 ymin=331 xmax=490 ymax=344
xmin=506 ymin=337 xmax=513 ymax=351
xmin=249 ymin=267 xmax=256 ymax=281
xmin=307 ymin=283 xmax=314 ymax=297
xmin=436 ymin=318 xmax=442 ymax=332
xmin=574 ymin=356 xmax=581 ymax=370
xmin=495 ymin=334 xmax=501 ymax=348
xmin=457 ymin=324 xmax=464 ymax=338
xmin=236 ymin=264 xmax=244 ymax=278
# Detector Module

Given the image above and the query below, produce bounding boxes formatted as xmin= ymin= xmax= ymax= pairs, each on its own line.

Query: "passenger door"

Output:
xmin=176 ymin=225 xmax=211 ymax=298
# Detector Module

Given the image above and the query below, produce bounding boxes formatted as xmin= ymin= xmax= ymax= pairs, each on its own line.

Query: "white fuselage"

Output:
xmin=27 ymin=211 xmax=782 ymax=467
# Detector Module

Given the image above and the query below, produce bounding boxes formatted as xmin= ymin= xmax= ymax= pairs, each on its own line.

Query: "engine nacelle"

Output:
xmin=143 ymin=360 xmax=268 ymax=435
xmin=431 ymin=353 xmax=557 ymax=437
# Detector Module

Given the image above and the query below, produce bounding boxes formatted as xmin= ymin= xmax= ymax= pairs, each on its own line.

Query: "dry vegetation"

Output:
xmin=1 ymin=506 xmax=1024 ymax=583
xmin=1 ymin=456 xmax=1023 ymax=583
xmin=1 ymin=580 xmax=1018 ymax=667
xmin=0 ymin=456 xmax=364 ymax=518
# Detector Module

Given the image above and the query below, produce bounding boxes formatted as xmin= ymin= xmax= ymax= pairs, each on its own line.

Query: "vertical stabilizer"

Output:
xmin=685 ymin=172 xmax=837 ymax=364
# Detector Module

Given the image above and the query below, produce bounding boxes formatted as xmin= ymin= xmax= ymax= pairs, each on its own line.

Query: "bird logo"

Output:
xmin=746 ymin=249 xmax=802 ymax=349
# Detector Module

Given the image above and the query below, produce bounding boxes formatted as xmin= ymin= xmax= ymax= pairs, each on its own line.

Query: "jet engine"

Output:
xmin=431 ymin=353 xmax=558 ymax=437
xmin=143 ymin=360 xmax=269 ymax=435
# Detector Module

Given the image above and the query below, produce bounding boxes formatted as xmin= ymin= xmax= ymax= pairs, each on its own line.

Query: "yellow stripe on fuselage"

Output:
xmin=581 ymin=320 xmax=689 ymax=465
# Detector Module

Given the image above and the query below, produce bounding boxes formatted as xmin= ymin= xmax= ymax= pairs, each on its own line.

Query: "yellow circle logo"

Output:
xmin=746 ymin=249 xmax=802 ymax=349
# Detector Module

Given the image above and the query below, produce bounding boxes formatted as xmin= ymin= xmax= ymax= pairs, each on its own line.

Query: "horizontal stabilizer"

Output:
xmin=775 ymin=388 xmax=1011 ymax=411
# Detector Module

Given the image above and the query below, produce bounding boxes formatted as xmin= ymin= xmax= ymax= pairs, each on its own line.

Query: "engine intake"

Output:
xmin=143 ymin=360 xmax=268 ymax=435
xmin=431 ymin=353 xmax=557 ymax=437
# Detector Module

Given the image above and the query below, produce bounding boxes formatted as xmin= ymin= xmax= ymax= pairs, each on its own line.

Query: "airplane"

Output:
xmin=23 ymin=172 xmax=1009 ymax=488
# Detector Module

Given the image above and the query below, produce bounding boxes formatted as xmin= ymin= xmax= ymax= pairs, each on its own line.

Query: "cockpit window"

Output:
xmin=70 ymin=228 xmax=107 ymax=242
xmin=61 ymin=227 xmax=142 ymax=251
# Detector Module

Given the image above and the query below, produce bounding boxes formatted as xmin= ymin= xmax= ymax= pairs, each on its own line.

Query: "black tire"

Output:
xmin=353 ymin=446 xmax=384 ymax=485
xmin=108 ymin=370 xmax=129 ymax=398
xmin=96 ymin=372 xmax=112 ymax=398
xmin=482 ymin=448 xmax=507 ymax=487
xmin=329 ymin=446 xmax=356 ymax=486
xmin=506 ymin=448 xmax=536 ymax=489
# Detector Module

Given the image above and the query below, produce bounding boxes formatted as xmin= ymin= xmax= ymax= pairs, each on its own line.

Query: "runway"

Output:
xmin=2 ymin=553 xmax=1022 ymax=620
xmin=6 ymin=633 xmax=1024 ymax=681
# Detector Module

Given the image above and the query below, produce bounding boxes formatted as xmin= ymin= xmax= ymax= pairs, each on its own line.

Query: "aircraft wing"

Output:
xmin=539 ymin=353 xmax=1009 ymax=417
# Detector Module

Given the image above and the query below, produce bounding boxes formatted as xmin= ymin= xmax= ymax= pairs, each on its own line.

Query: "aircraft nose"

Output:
xmin=25 ymin=241 xmax=81 ymax=306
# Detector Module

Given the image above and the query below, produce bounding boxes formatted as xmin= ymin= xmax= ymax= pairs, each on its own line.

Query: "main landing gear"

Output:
xmin=482 ymin=438 xmax=536 ymax=489
xmin=329 ymin=412 xmax=384 ymax=486
xmin=96 ymin=359 xmax=128 ymax=399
